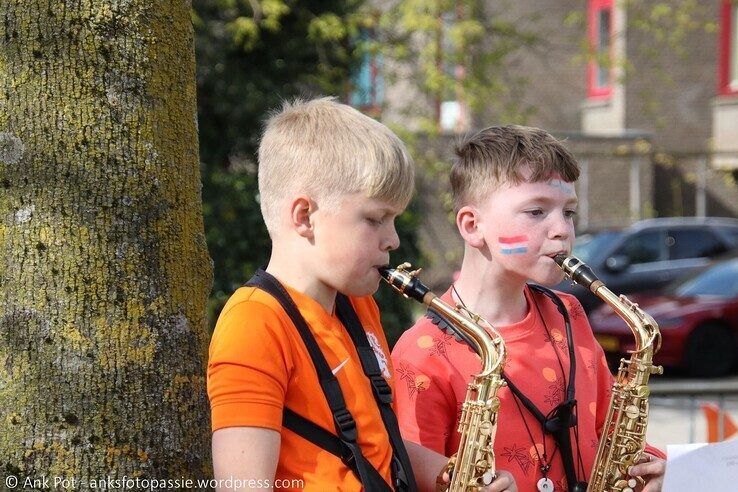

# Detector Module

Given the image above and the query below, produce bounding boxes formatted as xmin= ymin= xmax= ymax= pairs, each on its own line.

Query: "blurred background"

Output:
xmin=192 ymin=0 xmax=738 ymax=446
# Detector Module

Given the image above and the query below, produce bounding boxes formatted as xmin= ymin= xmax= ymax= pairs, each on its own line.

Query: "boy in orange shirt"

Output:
xmin=391 ymin=126 xmax=666 ymax=492
xmin=207 ymin=98 xmax=516 ymax=491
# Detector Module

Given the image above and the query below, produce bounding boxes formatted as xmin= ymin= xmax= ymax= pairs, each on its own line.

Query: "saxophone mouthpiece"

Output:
xmin=553 ymin=254 xmax=568 ymax=267
xmin=554 ymin=254 xmax=602 ymax=292
xmin=378 ymin=263 xmax=431 ymax=304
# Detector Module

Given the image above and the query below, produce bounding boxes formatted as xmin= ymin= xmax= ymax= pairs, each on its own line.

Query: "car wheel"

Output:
xmin=683 ymin=322 xmax=737 ymax=378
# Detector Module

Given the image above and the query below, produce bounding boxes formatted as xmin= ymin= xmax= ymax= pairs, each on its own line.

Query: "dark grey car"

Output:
xmin=556 ymin=217 xmax=738 ymax=313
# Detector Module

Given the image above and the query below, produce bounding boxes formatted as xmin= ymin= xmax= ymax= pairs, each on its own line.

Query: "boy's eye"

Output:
xmin=366 ymin=217 xmax=383 ymax=226
xmin=564 ymin=209 xmax=577 ymax=218
xmin=526 ymin=209 xmax=544 ymax=217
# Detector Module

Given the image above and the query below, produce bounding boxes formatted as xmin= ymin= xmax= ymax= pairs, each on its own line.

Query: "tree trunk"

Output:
xmin=0 ymin=0 xmax=213 ymax=483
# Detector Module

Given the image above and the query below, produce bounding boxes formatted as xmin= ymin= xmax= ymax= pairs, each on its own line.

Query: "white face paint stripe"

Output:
xmin=548 ymin=179 xmax=575 ymax=194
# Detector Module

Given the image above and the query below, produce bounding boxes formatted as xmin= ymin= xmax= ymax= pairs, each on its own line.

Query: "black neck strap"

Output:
xmin=428 ymin=283 xmax=586 ymax=490
xmin=505 ymin=284 xmax=585 ymax=491
xmin=246 ymin=269 xmax=416 ymax=492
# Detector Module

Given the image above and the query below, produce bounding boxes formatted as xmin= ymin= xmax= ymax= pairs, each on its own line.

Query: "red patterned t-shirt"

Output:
xmin=391 ymin=284 xmax=663 ymax=492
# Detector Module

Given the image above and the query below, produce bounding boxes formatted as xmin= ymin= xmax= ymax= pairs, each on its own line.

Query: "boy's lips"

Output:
xmin=545 ymin=251 xmax=568 ymax=258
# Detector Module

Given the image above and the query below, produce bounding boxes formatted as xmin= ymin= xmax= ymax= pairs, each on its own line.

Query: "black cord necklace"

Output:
xmin=450 ymin=283 xmax=588 ymax=492
xmin=511 ymin=390 xmax=557 ymax=491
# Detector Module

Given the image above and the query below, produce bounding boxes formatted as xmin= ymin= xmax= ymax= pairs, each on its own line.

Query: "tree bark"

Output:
xmin=0 ymin=0 xmax=213 ymax=482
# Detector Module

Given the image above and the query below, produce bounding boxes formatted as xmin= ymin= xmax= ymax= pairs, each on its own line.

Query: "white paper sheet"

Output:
xmin=663 ymin=439 xmax=738 ymax=491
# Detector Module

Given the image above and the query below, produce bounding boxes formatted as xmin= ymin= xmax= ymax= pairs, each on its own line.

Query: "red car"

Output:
xmin=588 ymin=254 xmax=738 ymax=377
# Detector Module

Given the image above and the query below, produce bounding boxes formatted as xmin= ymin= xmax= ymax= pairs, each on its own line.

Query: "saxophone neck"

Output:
xmin=428 ymin=297 xmax=507 ymax=376
xmin=379 ymin=263 xmax=507 ymax=375
xmin=554 ymin=254 xmax=661 ymax=357
xmin=595 ymin=286 xmax=661 ymax=356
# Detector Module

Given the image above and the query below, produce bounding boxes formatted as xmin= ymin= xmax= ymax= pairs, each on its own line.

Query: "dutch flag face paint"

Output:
xmin=498 ymin=235 xmax=529 ymax=255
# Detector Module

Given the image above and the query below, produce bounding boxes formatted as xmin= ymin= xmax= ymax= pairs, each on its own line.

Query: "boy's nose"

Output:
xmin=549 ymin=214 xmax=572 ymax=240
xmin=383 ymin=226 xmax=400 ymax=252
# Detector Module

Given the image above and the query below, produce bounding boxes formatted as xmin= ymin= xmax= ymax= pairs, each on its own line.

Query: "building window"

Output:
xmin=349 ymin=29 xmax=384 ymax=114
xmin=588 ymin=0 xmax=613 ymax=98
xmin=719 ymin=0 xmax=738 ymax=95
xmin=437 ymin=9 xmax=468 ymax=133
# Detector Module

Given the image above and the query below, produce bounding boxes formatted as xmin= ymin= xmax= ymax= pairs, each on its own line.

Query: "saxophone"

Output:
xmin=554 ymin=255 xmax=662 ymax=492
xmin=379 ymin=263 xmax=507 ymax=492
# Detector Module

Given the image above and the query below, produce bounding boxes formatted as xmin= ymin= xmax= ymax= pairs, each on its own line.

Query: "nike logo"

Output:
xmin=331 ymin=358 xmax=349 ymax=375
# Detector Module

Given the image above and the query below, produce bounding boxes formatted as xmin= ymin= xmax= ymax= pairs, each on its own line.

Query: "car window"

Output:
xmin=667 ymin=228 xmax=727 ymax=260
xmin=573 ymin=231 xmax=623 ymax=263
xmin=675 ymin=259 xmax=738 ymax=297
xmin=612 ymin=230 xmax=666 ymax=264
xmin=716 ymin=226 xmax=738 ymax=247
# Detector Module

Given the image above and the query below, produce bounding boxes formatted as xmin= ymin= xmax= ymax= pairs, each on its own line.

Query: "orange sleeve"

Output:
xmin=207 ymin=300 xmax=292 ymax=432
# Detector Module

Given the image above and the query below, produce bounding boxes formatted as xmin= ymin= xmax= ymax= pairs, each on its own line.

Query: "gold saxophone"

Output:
xmin=379 ymin=263 xmax=507 ymax=492
xmin=554 ymin=255 xmax=662 ymax=492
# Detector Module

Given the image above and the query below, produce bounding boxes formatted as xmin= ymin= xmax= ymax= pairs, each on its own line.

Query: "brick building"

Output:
xmin=351 ymin=0 xmax=738 ymax=285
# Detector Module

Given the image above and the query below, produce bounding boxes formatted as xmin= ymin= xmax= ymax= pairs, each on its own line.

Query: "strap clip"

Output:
xmin=370 ymin=376 xmax=393 ymax=405
xmin=333 ymin=408 xmax=357 ymax=442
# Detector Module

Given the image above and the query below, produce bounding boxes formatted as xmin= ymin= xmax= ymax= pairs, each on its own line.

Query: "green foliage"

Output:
xmin=626 ymin=0 xmax=716 ymax=52
xmin=376 ymin=0 xmax=539 ymax=130
xmin=194 ymin=0 xmax=357 ymax=322
xmin=625 ymin=1 xmax=716 ymax=128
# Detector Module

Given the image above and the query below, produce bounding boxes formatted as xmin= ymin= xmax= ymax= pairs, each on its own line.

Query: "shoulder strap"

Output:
xmin=245 ymin=269 xmax=395 ymax=492
xmin=282 ymin=408 xmax=390 ymax=489
xmin=526 ymin=283 xmax=576 ymax=402
xmin=335 ymin=295 xmax=418 ymax=492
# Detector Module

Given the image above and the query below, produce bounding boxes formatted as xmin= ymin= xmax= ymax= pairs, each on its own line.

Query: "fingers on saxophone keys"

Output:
xmin=481 ymin=470 xmax=516 ymax=492
xmin=629 ymin=456 xmax=666 ymax=479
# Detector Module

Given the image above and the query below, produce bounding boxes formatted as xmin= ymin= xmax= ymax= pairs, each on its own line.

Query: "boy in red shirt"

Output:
xmin=391 ymin=126 xmax=665 ymax=492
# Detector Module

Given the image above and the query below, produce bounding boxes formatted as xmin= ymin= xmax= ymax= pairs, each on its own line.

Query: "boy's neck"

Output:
xmin=265 ymin=249 xmax=337 ymax=315
xmin=452 ymin=252 xmax=529 ymax=327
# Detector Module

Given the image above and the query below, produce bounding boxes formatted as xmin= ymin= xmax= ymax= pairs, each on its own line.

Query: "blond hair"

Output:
xmin=258 ymin=97 xmax=414 ymax=236
xmin=451 ymin=125 xmax=580 ymax=211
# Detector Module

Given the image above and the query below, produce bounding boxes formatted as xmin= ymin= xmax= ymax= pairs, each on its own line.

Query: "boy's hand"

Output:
xmin=438 ymin=469 xmax=517 ymax=492
xmin=482 ymin=470 xmax=517 ymax=492
xmin=629 ymin=453 xmax=665 ymax=492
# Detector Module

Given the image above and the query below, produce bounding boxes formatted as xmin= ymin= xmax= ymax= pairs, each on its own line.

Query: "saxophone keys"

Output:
xmin=623 ymin=477 xmax=639 ymax=492
xmin=482 ymin=470 xmax=496 ymax=486
xmin=487 ymin=397 xmax=501 ymax=412
xmin=625 ymin=404 xmax=640 ymax=419
xmin=635 ymin=385 xmax=650 ymax=398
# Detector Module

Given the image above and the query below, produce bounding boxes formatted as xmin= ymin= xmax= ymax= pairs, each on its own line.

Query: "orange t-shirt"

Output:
xmin=207 ymin=283 xmax=396 ymax=491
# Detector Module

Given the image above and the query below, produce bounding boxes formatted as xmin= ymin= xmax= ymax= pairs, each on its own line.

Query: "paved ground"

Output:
xmin=644 ymin=377 xmax=738 ymax=449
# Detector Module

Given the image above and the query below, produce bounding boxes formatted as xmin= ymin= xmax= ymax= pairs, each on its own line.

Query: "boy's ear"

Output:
xmin=457 ymin=205 xmax=485 ymax=249
xmin=290 ymin=195 xmax=315 ymax=238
